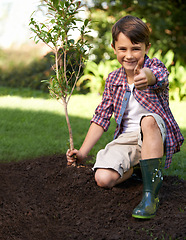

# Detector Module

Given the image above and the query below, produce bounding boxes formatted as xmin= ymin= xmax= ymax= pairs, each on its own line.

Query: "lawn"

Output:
xmin=0 ymin=87 xmax=185 ymax=179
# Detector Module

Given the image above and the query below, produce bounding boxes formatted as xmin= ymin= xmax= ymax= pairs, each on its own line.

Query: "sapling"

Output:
xmin=29 ymin=0 xmax=91 ymax=165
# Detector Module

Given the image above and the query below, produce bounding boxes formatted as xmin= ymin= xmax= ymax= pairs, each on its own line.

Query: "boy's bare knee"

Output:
xmin=95 ymin=172 xmax=113 ymax=188
xmin=95 ymin=169 xmax=119 ymax=188
xmin=141 ymin=115 xmax=158 ymax=132
xmin=95 ymin=176 xmax=112 ymax=188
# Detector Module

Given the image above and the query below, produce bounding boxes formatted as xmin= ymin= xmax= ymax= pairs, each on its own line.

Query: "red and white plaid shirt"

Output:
xmin=91 ymin=55 xmax=184 ymax=168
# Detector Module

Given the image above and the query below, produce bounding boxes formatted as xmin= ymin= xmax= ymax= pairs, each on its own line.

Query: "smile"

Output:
xmin=124 ymin=61 xmax=136 ymax=64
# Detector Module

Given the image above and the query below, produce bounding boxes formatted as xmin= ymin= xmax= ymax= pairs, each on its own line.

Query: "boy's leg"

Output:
xmin=93 ymin=131 xmax=141 ymax=188
xmin=140 ymin=115 xmax=164 ymax=159
xmin=132 ymin=114 xmax=166 ymax=219
xmin=95 ymin=167 xmax=133 ymax=188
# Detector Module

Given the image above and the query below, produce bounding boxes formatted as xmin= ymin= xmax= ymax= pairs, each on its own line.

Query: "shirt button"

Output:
xmin=120 ymin=114 xmax=122 ymax=116
xmin=124 ymin=98 xmax=127 ymax=101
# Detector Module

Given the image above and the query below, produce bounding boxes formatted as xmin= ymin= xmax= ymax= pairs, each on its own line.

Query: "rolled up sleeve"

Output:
xmin=146 ymin=57 xmax=169 ymax=90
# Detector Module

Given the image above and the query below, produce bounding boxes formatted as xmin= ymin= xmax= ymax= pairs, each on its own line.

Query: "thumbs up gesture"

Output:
xmin=134 ymin=57 xmax=157 ymax=90
xmin=134 ymin=57 xmax=148 ymax=90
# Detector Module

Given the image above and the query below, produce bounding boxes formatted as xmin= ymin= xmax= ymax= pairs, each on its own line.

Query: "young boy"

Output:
xmin=66 ymin=15 xmax=184 ymax=219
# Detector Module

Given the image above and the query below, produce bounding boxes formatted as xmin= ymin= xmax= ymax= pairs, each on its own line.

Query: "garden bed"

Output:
xmin=0 ymin=154 xmax=185 ymax=239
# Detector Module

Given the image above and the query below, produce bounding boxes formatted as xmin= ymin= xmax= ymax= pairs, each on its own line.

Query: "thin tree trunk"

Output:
xmin=63 ymin=101 xmax=74 ymax=150
xmin=63 ymin=100 xmax=76 ymax=167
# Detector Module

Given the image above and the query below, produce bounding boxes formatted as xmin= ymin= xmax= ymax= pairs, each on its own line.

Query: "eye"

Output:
xmin=133 ymin=47 xmax=141 ymax=51
xmin=118 ymin=47 xmax=126 ymax=51
xmin=133 ymin=47 xmax=140 ymax=51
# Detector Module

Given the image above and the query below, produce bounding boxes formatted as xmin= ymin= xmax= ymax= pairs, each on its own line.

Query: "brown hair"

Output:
xmin=112 ymin=15 xmax=150 ymax=48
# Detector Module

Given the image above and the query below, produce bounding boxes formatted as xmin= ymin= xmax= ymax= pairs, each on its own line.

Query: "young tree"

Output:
xmin=29 ymin=0 xmax=91 ymax=165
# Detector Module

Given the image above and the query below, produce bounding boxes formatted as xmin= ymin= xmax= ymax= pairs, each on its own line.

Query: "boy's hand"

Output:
xmin=134 ymin=57 xmax=148 ymax=90
xmin=134 ymin=57 xmax=156 ymax=90
xmin=66 ymin=149 xmax=84 ymax=166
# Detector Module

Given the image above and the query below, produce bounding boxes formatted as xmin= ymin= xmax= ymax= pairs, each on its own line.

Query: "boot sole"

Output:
xmin=132 ymin=214 xmax=155 ymax=219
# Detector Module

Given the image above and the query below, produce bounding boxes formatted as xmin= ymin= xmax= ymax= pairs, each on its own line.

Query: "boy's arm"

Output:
xmin=66 ymin=122 xmax=104 ymax=165
xmin=67 ymin=73 xmax=113 ymax=166
xmin=79 ymin=122 xmax=104 ymax=159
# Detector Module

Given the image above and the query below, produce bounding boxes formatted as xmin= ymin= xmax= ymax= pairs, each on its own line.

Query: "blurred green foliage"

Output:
xmin=0 ymin=46 xmax=185 ymax=101
xmin=0 ymin=0 xmax=185 ymax=101
xmin=148 ymin=48 xmax=186 ymax=101
xmin=77 ymin=47 xmax=186 ymax=100
xmin=81 ymin=0 xmax=186 ymax=100
xmin=0 ymin=51 xmax=54 ymax=92
xmin=85 ymin=0 xmax=186 ymax=65
xmin=77 ymin=59 xmax=120 ymax=94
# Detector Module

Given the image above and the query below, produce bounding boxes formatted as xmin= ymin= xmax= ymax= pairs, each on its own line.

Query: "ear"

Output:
xmin=145 ymin=43 xmax=151 ymax=54
xmin=111 ymin=43 xmax=116 ymax=54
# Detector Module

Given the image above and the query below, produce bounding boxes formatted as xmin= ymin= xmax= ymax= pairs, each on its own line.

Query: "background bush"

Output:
xmin=0 ymin=51 xmax=54 ymax=92
xmin=77 ymin=48 xmax=186 ymax=101
xmin=0 ymin=46 xmax=185 ymax=101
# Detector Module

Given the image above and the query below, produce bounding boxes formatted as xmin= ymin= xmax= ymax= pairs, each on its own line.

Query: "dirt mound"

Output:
xmin=0 ymin=154 xmax=185 ymax=240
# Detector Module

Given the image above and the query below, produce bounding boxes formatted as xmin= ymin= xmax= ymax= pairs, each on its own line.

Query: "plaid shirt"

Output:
xmin=91 ymin=55 xmax=184 ymax=168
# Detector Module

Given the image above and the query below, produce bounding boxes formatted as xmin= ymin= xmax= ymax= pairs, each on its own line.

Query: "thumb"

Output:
xmin=134 ymin=57 xmax=144 ymax=75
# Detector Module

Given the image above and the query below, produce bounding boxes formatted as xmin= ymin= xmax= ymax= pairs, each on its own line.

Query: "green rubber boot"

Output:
xmin=132 ymin=158 xmax=163 ymax=219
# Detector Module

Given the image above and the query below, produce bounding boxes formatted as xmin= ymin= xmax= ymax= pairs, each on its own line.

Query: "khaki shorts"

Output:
xmin=92 ymin=113 xmax=166 ymax=177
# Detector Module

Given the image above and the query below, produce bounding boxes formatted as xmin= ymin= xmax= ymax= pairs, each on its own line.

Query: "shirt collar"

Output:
xmin=113 ymin=66 xmax=128 ymax=87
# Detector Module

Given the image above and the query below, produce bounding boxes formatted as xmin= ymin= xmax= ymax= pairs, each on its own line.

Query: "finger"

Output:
xmin=67 ymin=156 xmax=77 ymax=166
xmin=67 ymin=157 xmax=76 ymax=166
xmin=134 ymin=76 xmax=147 ymax=84
xmin=67 ymin=161 xmax=76 ymax=166
xmin=135 ymin=79 xmax=147 ymax=86
xmin=67 ymin=158 xmax=76 ymax=163
xmin=66 ymin=149 xmax=76 ymax=157
xmin=68 ymin=153 xmax=77 ymax=160
xmin=134 ymin=57 xmax=144 ymax=75
xmin=135 ymin=82 xmax=148 ymax=90
xmin=66 ymin=152 xmax=78 ymax=162
xmin=66 ymin=149 xmax=71 ymax=155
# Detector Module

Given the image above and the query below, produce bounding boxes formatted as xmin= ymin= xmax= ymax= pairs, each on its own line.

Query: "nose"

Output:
xmin=126 ymin=50 xmax=133 ymax=59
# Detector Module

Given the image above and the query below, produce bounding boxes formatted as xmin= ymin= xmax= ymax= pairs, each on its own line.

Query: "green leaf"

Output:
xmin=50 ymin=19 xmax=55 ymax=24
xmin=84 ymin=18 xmax=90 ymax=27
xmin=68 ymin=39 xmax=75 ymax=45
xmin=41 ymin=80 xmax=50 ymax=84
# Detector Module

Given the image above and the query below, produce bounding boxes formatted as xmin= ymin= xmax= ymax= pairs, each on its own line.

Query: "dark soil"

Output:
xmin=0 ymin=154 xmax=185 ymax=240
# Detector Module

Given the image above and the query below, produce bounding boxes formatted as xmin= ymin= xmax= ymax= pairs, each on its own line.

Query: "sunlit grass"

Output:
xmin=0 ymin=91 xmax=111 ymax=162
xmin=0 ymin=88 xmax=185 ymax=179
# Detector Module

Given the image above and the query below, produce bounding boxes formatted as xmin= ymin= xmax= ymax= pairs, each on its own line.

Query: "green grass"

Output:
xmin=0 ymin=86 xmax=50 ymax=99
xmin=0 ymin=88 xmax=112 ymax=162
xmin=0 ymin=87 xmax=185 ymax=179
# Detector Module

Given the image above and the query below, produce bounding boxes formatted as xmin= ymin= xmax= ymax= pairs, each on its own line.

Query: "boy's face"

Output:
xmin=112 ymin=33 xmax=150 ymax=74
